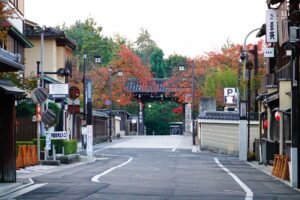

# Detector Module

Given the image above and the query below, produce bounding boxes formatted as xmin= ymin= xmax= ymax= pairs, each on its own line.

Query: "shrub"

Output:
xmin=16 ymin=101 xmax=35 ymax=118
xmin=32 ymin=138 xmax=46 ymax=151
xmin=64 ymin=139 xmax=78 ymax=155
xmin=50 ymin=139 xmax=65 ymax=154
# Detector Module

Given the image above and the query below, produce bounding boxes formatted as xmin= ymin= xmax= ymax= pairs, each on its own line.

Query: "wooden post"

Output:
xmin=0 ymin=95 xmax=16 ymax=182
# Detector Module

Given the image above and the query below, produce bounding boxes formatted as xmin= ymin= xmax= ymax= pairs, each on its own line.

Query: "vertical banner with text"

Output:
xmin=266 ymin=9 xmax=278 ymax=43
xmin=86 ymin=125 xmax=93 ymax=156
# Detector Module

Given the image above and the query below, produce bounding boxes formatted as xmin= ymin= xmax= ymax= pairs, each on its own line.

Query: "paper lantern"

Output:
xmin=263 ymin=119 xmax=268 ymax=129
xmin=275 ymin=111 xmax=280 ymax=121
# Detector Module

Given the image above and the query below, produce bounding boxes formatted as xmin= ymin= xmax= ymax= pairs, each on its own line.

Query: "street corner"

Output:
xmin=17 ymin=165 xmax=58 ymax=179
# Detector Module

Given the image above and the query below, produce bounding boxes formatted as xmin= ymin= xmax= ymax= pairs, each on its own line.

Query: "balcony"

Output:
xmin=260 ymin=74 xmax=276 ymax=92
xmin=277 ymin=62 xmax=291 ymax=80
xmin=0 ymin=47 xmax=24 ymax=72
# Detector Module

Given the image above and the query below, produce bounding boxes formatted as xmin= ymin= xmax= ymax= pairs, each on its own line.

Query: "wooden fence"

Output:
xmin=16 ymin=117 xmax=36 ymax=141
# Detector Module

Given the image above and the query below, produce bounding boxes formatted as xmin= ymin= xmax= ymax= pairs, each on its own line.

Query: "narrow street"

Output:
xmin=2 ymin=136 xmax=299 ymax=200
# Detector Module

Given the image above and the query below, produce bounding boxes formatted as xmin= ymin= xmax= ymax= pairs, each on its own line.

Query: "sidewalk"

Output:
xmin=247 ymin=161 xmax=296 ymax=190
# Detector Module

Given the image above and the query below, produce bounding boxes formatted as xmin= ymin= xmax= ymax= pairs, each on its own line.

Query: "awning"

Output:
xmin=0 ymin=53 xmax=24 ymax=71
xmin=9 ymin=26 xmax=33 ymax=48
xmin=43 ymin=76 xmax=62 ymax=84
xmin=266 ymin=92 xmax=279 ymax=103
xmin=0 ymin=79 xmax=25 ymax=99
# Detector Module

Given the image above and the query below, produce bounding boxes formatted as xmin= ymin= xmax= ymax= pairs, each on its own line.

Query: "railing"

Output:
xmin=0 ymin=47 xmax=22 ymax=63
xmin=260 ymin=74 xmax=276 ymax=92
xmin=277 ymin=62 xmax=291 ymax=80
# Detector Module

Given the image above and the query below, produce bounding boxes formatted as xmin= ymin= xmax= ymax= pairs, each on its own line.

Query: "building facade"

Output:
xmin=0 ymin=0 xmax=32 ymax=182
xmin=256 ymin=0 xmax=300 ymax=188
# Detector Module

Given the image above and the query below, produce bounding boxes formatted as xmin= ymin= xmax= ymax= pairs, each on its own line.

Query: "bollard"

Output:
xmin=53 ymin=144 xmax=56 ymax=161
xmin=44 ymin=147 xmax=48 ymax=161
xmin=62 ymin=146 xmax=65 ymax=156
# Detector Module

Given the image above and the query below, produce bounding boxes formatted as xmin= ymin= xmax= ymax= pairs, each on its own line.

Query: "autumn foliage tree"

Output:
xmin=77 ymin=45 xmax=154 ymax=109
xmin=166 ymin=39 xmax=265 ymax=110
xmin=0 ymin=2 xmax=15 ymax=46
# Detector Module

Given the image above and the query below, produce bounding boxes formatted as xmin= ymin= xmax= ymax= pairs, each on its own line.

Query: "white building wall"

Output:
xmin=199 ymin=120 xmax=259 ymax=156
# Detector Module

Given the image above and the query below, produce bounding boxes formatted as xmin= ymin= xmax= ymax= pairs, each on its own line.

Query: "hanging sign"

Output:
xmin=264 ymin=47 xmax=275 ymax=57
xmin=49 ymin=84 xmax=69 ymax=99
xmin=266 ymin=9 xmax=278 ymax=43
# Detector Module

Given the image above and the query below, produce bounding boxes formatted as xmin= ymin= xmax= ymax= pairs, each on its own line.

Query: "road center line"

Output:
xmin=214 ymin=157 xmax=253 ymax=200
xmin=91 ymin=157 xmax=133 ymax=183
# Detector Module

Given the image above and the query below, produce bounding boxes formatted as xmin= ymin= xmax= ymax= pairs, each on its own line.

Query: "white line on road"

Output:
xmin=0 ymin=183 xmax=48 ymax=199
xmin=91 ymin=157 xmax=133 ymax=183
xmin=94 ymin=146 xmax=111 ymax=152
xmin=214 ymin=157 xmax=253 ymax=200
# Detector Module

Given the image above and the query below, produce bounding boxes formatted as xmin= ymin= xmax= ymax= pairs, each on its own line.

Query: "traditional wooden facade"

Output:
xmin=0 ymin=0 xmax=32 ymax=182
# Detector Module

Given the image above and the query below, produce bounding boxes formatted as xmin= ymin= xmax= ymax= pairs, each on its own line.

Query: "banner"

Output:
xmin=266 ymin=9 xmax=278 ymax=43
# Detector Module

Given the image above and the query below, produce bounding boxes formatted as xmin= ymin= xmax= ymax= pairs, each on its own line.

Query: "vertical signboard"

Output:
xmin=185 ymin=103 xmax=193 ymax=133
xmin=266 ymin=9 xmax=278 ymax=43
xmin=86 ymin=125 xmax=93 ymax=156
xmin=46 ymin=132 xmax=51 ymax=150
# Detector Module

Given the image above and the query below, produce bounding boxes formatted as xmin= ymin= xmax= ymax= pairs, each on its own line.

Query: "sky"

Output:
xmin=25 ymin=0 xmax=267 ymax=58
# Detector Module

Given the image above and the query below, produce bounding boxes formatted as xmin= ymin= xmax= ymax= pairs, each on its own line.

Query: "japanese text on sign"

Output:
xmin=266 ymin=9 xmax=278 ymax=43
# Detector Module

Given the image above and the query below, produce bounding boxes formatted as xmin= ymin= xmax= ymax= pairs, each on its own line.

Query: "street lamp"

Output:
xmin=192 ymin=60 xmax=196 ymax=146
xmin=179 ymin=65 xmax=185 ymax=71
xmin=83 ymin=54 xmax=101 ymax=122
xmin=177 ymin=61 xmax=196 ymax=145
xmin=108 ymin=66 xmax=123 ymax=142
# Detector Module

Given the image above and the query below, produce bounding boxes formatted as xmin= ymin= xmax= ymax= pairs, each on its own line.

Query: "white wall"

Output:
xmin=199 ymin=120 xmax=259 ymax=156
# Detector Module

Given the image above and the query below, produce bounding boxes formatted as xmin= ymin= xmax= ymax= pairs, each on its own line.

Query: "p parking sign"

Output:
xmin=224 ymin=88 xmax=237 ymax=105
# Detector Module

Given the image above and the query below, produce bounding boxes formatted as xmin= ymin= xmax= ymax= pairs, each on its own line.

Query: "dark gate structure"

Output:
xmin=126 ymin=78 xmax=183 ymax=135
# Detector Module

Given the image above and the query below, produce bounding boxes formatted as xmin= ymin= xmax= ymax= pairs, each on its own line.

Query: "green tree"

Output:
xmin=201 ymin=66 xmax=238 ymax=108
xmin=144 ymin=102 xmax=182 ymax=135
xmin=62 ymin=17 xmax=117 ymax=69
xmin=135 ymin=28 xmax=157 ymax=67
xmin=165 ymin=54 xmax=187 ymax=77
xmin=150 ymin=47 xmax=166 ymax=78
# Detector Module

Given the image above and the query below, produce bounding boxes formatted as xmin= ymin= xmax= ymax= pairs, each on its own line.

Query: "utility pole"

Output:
xmin=83 ymin=54 xmax=87 ymax=121
xmin=40 ymin=26 xmax=45 ymax=141
xmin=108 ymin=67 xmax=113 ymax=142
xmin=192 ymin=60 xmax=196 ymax=145
xmin=289 ymin=0 xmax=300 ymax=188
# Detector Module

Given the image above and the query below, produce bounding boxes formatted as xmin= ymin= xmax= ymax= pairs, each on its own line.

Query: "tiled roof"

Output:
xmin=126 ymin=78 xmax=169 ymax=93
xmin=199 ymin=111 xmax=259 ymax=121
xmin=0 ymin=79 xmax=25 ymax=99
xmin=199 ymin=111 xmax=239 ymax=121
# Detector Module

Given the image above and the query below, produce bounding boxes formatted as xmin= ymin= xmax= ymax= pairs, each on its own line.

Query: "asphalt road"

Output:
xmin=7 ymin=136 xmax=300 ymax=199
